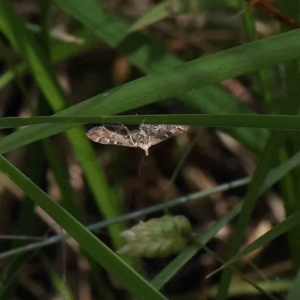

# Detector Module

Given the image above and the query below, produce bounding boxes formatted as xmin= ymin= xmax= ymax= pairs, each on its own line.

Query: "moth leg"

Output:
xmin=117 ymin=122 xmax=137 ymax=147
xmin=127 ymin=132 xmax=136 ymax=147
xmin=101 ymin=126 xmax=113 ymax=133
xmin=117 ymin=122 xmax=131 ymax=135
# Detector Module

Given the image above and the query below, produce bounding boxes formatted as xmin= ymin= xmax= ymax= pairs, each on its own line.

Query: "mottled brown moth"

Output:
xmin=86 ymin=124 xmax=188 ymax=156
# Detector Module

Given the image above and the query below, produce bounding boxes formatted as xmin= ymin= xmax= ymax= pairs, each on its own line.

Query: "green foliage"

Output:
xmin=1 ymin=0 xmax=300 ymax=299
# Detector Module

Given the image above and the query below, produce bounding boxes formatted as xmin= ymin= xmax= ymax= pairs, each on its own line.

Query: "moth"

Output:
xmin=86 ymin=124 xmax=188 ymax=156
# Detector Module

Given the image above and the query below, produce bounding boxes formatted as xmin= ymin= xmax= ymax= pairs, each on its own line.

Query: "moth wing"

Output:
xmin=144 ymin=125 xmax=189 ymax=146
xmin=86 ymin=126 xmax=135 ymax=148
xmin=104 ymin=124 xmax=130 ymax=135
xmin=141 ymin=125 xmax=188 ymax=137
xmin=148 ymin=137 xmax=165 ymax=146
xmin=110 ymin=134 xmax=136 ymax=147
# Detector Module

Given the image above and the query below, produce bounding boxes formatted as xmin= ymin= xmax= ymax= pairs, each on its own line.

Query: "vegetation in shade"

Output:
xmin=1 ymin=0 xmax=300 ymax=299
xmin=0 ymin=0 xmax=127 ymax=267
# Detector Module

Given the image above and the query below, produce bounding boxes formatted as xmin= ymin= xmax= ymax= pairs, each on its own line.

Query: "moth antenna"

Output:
xmin=139 ymin=118 xmax=146 ymax=129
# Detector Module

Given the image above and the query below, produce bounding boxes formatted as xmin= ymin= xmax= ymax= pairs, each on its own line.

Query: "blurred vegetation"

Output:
xmin=0 ymin=0 xmax=300 ymax=299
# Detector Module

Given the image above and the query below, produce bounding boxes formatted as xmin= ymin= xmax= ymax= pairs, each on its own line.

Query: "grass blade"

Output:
xmin=287 ymin=266 xmax=300 ymax=300
xmin=0 ymin=155 xmax=166 ymax=300
xmin=126 ymin=0 xmax=182 ymax=34
xmin=209 ymin=209 xmax=300 ymax=278
xmin=0 ymin=26 xmax=299 ymax=155
xmin=0 ymin=0 xmax=123 ymax=250
xmin=2 ymin=114 xmax=300 ymax=130
xmin=57 ymin=0 xmax=299 ymax=150
xmin=151 ymin=138 xmax=300 ymax=289
xmin=216 ymin=134 xmax=282 ymax=299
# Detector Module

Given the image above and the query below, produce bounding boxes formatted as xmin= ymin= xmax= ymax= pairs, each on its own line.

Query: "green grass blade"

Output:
xmin=182 ymin=86 xmax=268 ymax=153
xmin=216 ymin=134 xmax=282 ymax=299
xmin=56 ymin=0 xmax=297 ymax=150
xmin=2 ymin=114 xmax=300 ymax=130
xmin=0 ymin=64 xmax=26 ymax=88
xmin=66 ymin=128 xmax=121 ymax=244
xmin=209 ymin=280 xmax=291 ymax=298
xmin=0 ymin=27 xmax=98 ymax=89
xmin=1 ymin=142 xmax=300 ymax=263
xmin=238 ymin=0 xmax=278 ymax=114
xmin=0 ymin=143 xmax=43 ymax=298
xmin=287 ymin=266 xmax=300 ymax=300
xmin=41 ymin=255 xmax=74 ymax=300
xmin=203 ymin=245 xmax=280 ymax=300
xmin=0 ymin=0 xmax=67 ymax=111
xmin=209 ymin=209 xmax=300 ymax=278
xmin=0 ymin=155 xmax=166 ymax=300
xmin=0 ymin=18 xmax=298 ymax=151
xmin=151 ymin=141 xmax=300 ymax=289
xmin=126 ymin=0 xmax=182 ymax=34
xmin=43 ymin=139 xmax=80 ymax=218
xmin=0 ymin=0 xmax=122 ymax=250
xmin=151 ymin=201 xmax=243 ymax=289
xmin=0 ymin=27 xmax=299 ymax=154
xmin=276 ymin=0 xmax=300 ymax=270
xmin=0 ymin=177 xmax=250 ymax=260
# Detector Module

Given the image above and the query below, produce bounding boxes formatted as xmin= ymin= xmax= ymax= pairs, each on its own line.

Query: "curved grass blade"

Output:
xmin=0 ymin=23 xmax=300 ymax=155
xmin=0 ymin=177 xmax=250 ymax=260
xmin=151 ymin=140 xmax=300 ymax=289
xmin=0 ymin=0 xmax=124 ymax=252
xmin=1 ymin=143 xmax=300 ymax=288
xmin=56 ymin=0 xmax=299 ymax=151
xmin=0 ymin=155 xmax=166 ymax=300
